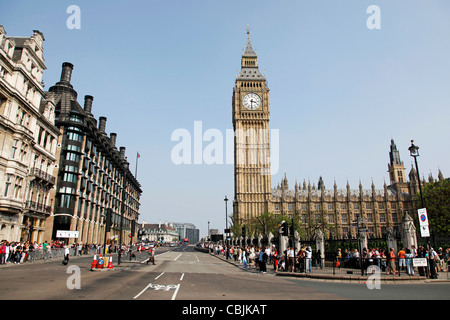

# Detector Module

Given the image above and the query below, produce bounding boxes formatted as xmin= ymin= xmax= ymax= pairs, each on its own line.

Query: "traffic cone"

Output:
xmin=107 ymin=254 xmax=113 ymax=269
xmin=97 ymin=254 xmax=104 ymax=269
xmin=91 ymin=252 xmax=98 ymax=270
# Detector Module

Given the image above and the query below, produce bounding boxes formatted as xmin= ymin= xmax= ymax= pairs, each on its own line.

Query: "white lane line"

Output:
xmin=133 ymin=283 xmax=152 ymax=299
xmin=133 ymin=272 xmax=165 ymax=299
xmin=194 ymin=254 xmax=199 ymax=262
xmin=174 ymin=254 xmax=182 ymax=261
xmin=171 ymin=284 xmax=181 ymax=300
xmin=180 ymin=273 xmax=185 ymax=281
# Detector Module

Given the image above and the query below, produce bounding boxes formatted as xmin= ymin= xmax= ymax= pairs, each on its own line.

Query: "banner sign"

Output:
xmin=56 ymin=230 xmax=79 ymax=238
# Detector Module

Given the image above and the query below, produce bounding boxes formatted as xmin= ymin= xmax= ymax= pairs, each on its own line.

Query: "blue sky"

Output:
xmin=2 ymin=1 xmax=449 ymax=239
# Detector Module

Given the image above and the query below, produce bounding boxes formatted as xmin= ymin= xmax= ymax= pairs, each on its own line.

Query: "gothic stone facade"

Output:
xmin=231 ymin=30 xmax=437 ymax=239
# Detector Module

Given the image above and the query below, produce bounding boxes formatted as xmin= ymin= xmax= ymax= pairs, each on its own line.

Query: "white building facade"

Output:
xmin=0 ymin=26 xmax=59 ymax=242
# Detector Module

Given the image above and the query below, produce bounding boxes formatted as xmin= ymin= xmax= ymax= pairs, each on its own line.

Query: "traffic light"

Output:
xmin=280 ymin=221 xmax=289 ymax=236
xmin=242 ymin=225 xmax=246 ymax=239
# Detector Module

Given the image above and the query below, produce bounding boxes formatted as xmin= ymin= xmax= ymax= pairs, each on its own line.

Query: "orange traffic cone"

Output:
xmin=97 ymin=254 xmax=104 ymax=269
xmin=107 ymin=254 xmax=113 ymax=269
xmin=91 ymin=252 xmax=98 ymax=270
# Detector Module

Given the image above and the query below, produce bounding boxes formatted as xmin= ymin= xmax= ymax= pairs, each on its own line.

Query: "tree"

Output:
xmin=417 ymin=179 xmax=450 ymax=237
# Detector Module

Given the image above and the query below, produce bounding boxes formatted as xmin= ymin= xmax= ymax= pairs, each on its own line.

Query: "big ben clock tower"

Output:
xmin=233 ymin=27 xmax=272 ymax=225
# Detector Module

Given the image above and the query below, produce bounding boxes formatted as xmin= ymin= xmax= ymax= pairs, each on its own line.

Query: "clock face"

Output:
xmin=242 ymin=93 xmax=261 ymax=110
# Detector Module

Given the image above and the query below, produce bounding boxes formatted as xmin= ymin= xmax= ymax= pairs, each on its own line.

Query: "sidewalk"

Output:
xmin=208 ymin=251 xmax=450 ymax=283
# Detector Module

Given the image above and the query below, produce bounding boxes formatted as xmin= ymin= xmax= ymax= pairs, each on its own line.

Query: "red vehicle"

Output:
xmin=183 ymin=238 xmax=189 ymax=245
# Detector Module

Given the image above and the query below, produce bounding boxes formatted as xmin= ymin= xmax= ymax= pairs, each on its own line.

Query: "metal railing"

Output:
xmin=274 ymin=256 xmax=449 ymax=279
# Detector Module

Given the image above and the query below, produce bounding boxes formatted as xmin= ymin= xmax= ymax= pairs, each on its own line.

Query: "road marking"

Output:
xmin=155 ymin=272 xmax=164 ymax=280
xmin=180 ymin=273 xmax=185 ymax=281
xmin=171 ymin=284 xmax=181 ymax=300
xmin=133 ymin=283 xmax=153 ymax=299
xmin=174 ymin=253 xmax=182 ymax=261
xmin=194 ymin=254 xmax=199 ymax=262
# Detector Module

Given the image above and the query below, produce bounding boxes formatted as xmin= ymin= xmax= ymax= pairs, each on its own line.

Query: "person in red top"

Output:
xmin=398 ymin=248 xmax=406 ymax=271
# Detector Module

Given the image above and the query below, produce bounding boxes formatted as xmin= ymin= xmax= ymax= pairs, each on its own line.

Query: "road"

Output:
xmin=1 ymin=245 xmax=449 ymax=303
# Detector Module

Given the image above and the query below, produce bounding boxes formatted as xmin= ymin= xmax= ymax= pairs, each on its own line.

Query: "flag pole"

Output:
xmin=135 ymin=151 xmax=139 ymax=178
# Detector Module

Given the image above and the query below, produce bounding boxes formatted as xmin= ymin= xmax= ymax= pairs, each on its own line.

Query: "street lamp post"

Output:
xmin=408 ymin=140 xmax=436 ymax=278
xmin=224 ymin=196 xmax=228 ymax=247
xmin=408 ymin=140 xmax=425 ymax=208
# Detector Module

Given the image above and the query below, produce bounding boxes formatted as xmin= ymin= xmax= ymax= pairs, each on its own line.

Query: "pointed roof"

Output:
xmin=237 ymin=26 xmax=265 ymax=81
xmin=243 ymin=25 xmax=257 ymax=57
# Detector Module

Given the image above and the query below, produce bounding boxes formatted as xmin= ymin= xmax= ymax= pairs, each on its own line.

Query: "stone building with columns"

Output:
xmin=46 ymin=62 xmax=142 ymax=244
xmin=0 ymin=26 xmax=59 ymax=243
xmin=270 ymin=139 xmax=444 ymax=240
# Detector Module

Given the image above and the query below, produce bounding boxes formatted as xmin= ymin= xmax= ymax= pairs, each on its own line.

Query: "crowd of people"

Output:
xmin=0 ymin=239 xmax=134 ymax=265
xmin=200 ymin=242 xmax=450 ymax=276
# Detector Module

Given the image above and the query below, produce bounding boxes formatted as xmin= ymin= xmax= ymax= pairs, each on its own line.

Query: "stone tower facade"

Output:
xmin=232 ymin=28 xmax=272 ymax=225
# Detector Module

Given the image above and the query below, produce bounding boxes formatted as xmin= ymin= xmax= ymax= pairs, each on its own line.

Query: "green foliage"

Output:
xmin=417 ymin=179 xmax=450 ymax=237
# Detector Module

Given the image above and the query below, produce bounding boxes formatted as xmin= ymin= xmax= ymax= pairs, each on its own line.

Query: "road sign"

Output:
xmin=420 ymin=224 xmax=430 ymax=237
xmin=413 ymin=258 xmax=427 ymax=267
xmin=417 ymin=208 xmax=428 ymax=226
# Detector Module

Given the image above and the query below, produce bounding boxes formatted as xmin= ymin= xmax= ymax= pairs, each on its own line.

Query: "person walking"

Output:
xmin=147 ymin=245 xmax=155 ymax=265
xmin=405 ymin=248 xmax=414 ymax=276
xmin=305 ymin=246 xmax=312 ymax=273
xmin=64 ymin=245 xmax=70 ymax=264
xmin=386 ymin=248 xmax=396 ymax=275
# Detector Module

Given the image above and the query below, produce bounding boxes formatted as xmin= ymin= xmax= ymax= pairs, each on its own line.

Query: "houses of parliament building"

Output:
xmin=232 ymin=28 xmax=445 ymax=239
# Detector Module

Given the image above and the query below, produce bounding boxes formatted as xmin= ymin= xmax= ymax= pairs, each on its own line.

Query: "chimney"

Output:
xmin=110 ymin=133 xmax=117 ymax=147
xmin=60 ymin=62 xmax=74 ymax=83
xmin=119 ymin=146 xmax=126 ymax=160
xmin=84 ymin=95 xmax=93 ymax=114
xmin=99 ymin=116 xmax=107 ymax=133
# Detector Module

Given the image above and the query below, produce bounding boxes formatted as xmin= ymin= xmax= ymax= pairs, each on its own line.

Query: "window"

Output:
xmin=366 ymin=203 xmax=372 ymax=210
xmin=328 ymin=204 xmax=333 ymax=210
xmin=63 ymin=173 xmax=78 ymax=183
xmin=274 ymin=203 xmax=280 ymax=211
xmin=65 ymin=152 xmax=80 ymax=162
xmin=288 ymin=203 xmax=294 ymax=211
xmin=11 ymin=139 xmax=18 ymax=158
xmin=340 ymin=203 xmax=346 ymax=210
xmin=4 ymin=174 xmax=12 ymax=196
xmin=341 ymin=214 xmax=348 ymax=224
xmin=301 ymin=203 xmax=307 ymax=211
xmin=328 ymin=214 xmax=335 ymax=223
xmin=353 ymin=203 xmax=360 ymax=210
xmin=379 ymin=213 xmax=386 ymax=223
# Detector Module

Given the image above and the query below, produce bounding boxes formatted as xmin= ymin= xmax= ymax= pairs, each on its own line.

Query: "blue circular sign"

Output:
xmin=420 ymin=214 xmax=427 ymax=222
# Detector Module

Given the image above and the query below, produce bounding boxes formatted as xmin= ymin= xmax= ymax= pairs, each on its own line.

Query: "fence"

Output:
xmin=275 ymin=255 xmax=449 ymax=279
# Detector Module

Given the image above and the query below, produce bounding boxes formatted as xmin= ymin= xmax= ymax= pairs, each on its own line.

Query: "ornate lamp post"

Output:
xmin=224 ymin=196 xmax=229 ymax=246
xmin=409 ymin=140 xmax=436 ymax=278
xmin=408 ymin=140 xmax=425 ymax=208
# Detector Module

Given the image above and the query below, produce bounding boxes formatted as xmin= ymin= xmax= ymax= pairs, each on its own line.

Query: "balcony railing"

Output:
xmin=30 ymin=167 xmax=56 ymax=185
xmin=24 ymin=201 xmax=52 ymax=214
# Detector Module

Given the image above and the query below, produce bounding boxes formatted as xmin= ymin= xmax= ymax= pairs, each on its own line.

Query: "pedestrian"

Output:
xmin=286 ymin=246 xmax=294 ymax=272
xmin=398 ymin=247 xmax=406 ymax=271
xmin=386 ymin=248 xmax=396 ymax=275
xmin=259 ymin=250 xmax=267 ymax=273
xmin=242 ymin=249 xmax=248 ymax=269
xmin=336 ymin=248 xmax=342 ymax=269
xmin=305 ymin=246 xmax=312 ymax=273
xmin=64 ymin=245 xmax=70 ymax=264
xmin=405 ymin=248 xmax=414 ymax=276
xmin=147 ymin=245 xmax=155 ymax=265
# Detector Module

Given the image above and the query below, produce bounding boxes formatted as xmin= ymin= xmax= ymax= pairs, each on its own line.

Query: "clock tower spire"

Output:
xmin=232 ymin=27 xmax=272 ymax=226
